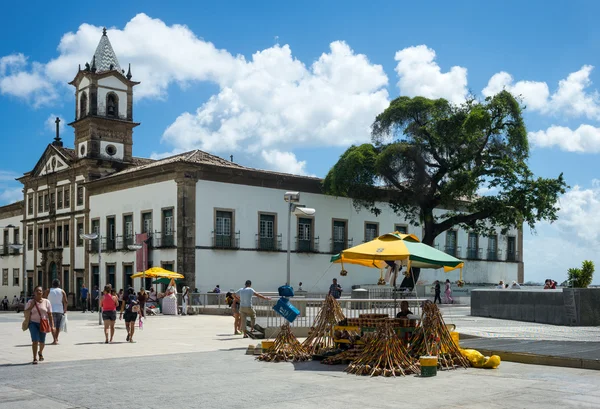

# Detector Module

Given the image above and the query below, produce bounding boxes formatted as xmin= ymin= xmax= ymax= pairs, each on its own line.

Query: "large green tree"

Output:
xmin=324 ymin=91 xmax=567 ymax=287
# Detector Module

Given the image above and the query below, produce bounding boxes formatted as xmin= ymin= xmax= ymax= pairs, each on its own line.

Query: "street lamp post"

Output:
xmin=80 ymin=233 xmax=102 ymax=325
xmin=283 ymin=192 xmax=316 ymax=286
xmin=128 ymin=243 xmax=144 ymax=289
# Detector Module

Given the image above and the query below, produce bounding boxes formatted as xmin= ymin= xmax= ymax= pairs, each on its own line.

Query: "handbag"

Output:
xmin=21 ymin=307 xmax=31 ymax=331
xmin=35 ymin=301 xmax=52 ymax=333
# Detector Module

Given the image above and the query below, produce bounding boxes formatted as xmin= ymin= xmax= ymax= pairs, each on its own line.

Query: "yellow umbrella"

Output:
xmin=131 ymin=267 xmax=184 ymax=279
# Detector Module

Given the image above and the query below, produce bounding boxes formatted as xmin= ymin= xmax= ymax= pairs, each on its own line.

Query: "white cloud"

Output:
xmin=161 ymin=40 xmax=389 ymax=155
xmin=260 ymin=150 xmax=313 ymax=176
xmin=45 ymin=114 xmax=66 ymax=134
xmin=0 ymin=171 xmax=22 ymax=206
xmin=0 ymin=187 xmax=22 ymax=205
xmin=554 ymin=180 xmax=600 ymax=244
xmin=394 ymin=45 xmax=468 ymax=104
xmin=483 ymin=65 xmax=600 ymax=120
xmin=523 ymin=181 xmax=600 ymax=285
xmin=0 ymin=54 xmax=57 ymax=107
xmin=528 ymin=124 xmax=600 ymax=152
xmin=2 ymin=14 xmax=389 ymax=170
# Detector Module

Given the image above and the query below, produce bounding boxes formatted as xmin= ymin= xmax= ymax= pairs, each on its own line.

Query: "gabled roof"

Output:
xmin=98 ymin=149 xmax=246 ymax=180
xmin=93 ymin=28 xmax=122 ymax=74
xmin=27 ymin=144 xmax=76 ymax=178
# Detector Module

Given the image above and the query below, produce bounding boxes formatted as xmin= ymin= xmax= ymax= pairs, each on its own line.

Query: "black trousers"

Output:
xmin=81 ymin=297 xmax=88 ymax=312
xmin=434 ymin=292 xmax=442 ymax=304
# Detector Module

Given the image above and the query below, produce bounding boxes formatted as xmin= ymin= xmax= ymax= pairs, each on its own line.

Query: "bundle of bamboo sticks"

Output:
xmin=302 ymin=295 xmax=346 ymax=355
xmin=345 ymin=323 xmax=420 ymax=377
xmin=408 ymin=300 xmax=470 ymax=369
xmin=256 ymin=323 xmax=311 ymax=362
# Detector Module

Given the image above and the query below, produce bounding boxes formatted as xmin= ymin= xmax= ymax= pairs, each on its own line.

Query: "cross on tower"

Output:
xmin=52 ymin=117 xmax=63 ymax=147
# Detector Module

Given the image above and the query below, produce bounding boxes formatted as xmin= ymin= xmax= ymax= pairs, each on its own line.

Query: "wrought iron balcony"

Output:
xmin=296 ymin=236 xmax=319 ymax=253
xmin=487 ymin=248 xmax=502 ymax=261
xmin=466 ymin=247 xmax=482 ymax=260
xmin=255 ymin=234 xmax=282 ymax=251
xmin=506 ymin=251 xmax=520 ymax=262
xmin=154 ymin=232 xmax=176 ymax=248
xmin=211 ymin=231 xmax=240 ymax=249
xmin=444 ymin=245 xmax=461 ymax=258
xmin=330 ymin=238 xmax=353 ymax=254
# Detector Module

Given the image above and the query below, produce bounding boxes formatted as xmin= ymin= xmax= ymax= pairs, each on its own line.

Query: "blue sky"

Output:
xmin=1 ymin=0 xmax=599 ymax=284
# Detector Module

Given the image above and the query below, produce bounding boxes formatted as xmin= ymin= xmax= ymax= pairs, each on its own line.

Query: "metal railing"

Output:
xmin=506 ymin=250 xmax=520 ymax=262
xmin=444 ymin=245 xmax=461 ymax=257
xmin=255 ymin=234 xmax=282 ymax=251
xmin=296 ymin=237 xmax=319 ymax=253
xmin=466 ymin=247 xmax=482 ymax=260
xmin=330 ymin=238 xmax=353 ymax=254
xmin=187 ymin=293 xmax=426 ymax=329
xmin=154 ymin=231 xmax=176 ymax=248
xmin=487 ymin=248 xmax=502 ymax=261
xmin=211 ymin=231 xmax=240 ymax=249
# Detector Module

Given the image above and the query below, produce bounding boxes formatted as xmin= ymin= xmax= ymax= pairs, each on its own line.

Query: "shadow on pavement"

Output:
xmin=292 ymin=361 xmax=345 ymax=372
xmin=0 ymin=362 xmax=36 ymax=367
xmin=218 ymin=347 xmax=248 ymax=351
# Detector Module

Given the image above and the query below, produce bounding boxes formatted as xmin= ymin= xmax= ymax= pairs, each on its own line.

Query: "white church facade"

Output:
xmin=0 ymin=30 xmax=523 ymax=303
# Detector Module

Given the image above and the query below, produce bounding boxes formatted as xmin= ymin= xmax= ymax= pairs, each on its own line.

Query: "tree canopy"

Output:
xmin=324 ymin=91 xmax=567 ymax=286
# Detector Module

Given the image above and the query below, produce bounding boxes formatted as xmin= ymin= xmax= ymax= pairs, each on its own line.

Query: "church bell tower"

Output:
xmin=68 ymin=28 xmax=140 ymax=164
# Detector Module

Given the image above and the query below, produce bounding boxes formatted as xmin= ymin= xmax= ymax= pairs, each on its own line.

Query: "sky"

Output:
xmin=1 ymin=0 xmax=599 ymax=284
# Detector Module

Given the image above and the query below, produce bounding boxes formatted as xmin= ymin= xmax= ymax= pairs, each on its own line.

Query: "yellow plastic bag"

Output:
xmin=459 ymin=348 xmax=501 ymax=369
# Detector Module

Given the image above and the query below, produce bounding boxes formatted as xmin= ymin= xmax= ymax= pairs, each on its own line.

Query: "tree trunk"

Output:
xmin=399 ymin=208 xmax=436 ymax=290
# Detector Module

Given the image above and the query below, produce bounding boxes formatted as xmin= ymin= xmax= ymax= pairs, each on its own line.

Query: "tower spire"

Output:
xmin=126 ymin=63 xmax=132 ymax=80
xmin=91 ymin=28 xmax=122 ymax=73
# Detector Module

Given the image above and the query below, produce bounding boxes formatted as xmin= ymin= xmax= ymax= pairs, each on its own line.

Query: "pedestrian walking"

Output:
xmin=101 ymin=285 xmax=118 ymax=343
xmin=226 ymin=292 xmax=241 ymax=335
xmin=235 ymin=280 xmax=271 ymax=338
xmin=91 ymin=286 xmax=99 ymax=312
xmin=138 ymin=288 xmax=148 ymax=318
xmin=120 ymin=288 xmax=139 ymax=343
xmin=1 ymin=296 xmax=8 ymax=311
xmin=181 ymin=286 xmax=189 ymax=315
xmin=80 ymin=284 xmax=89 ymax=312
xmin=433 ymin=280 xmax=442 ymax=304
xmin=44 ymin=279 xmax=67 ymax=345
xmin=328 ymin=278 xmax=343 ymax=299
xmin=444 ymin=279 xmax=453 ymax=304
xmin=25 ymin=285 xmax=54 ymax=365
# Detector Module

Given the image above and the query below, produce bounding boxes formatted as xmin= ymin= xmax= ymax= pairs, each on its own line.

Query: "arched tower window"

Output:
xmin=106 ymin=93 xmax=118 ymax=118
xmin=79 ymin=92 xmax=88 ymax=119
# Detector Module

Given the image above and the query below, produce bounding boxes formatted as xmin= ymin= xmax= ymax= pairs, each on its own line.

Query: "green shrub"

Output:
xmin=567 ymin=260 xmax=595 ymax=288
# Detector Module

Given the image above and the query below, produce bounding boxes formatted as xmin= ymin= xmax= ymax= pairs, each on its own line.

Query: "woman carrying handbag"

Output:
xmin=25 ymin=285 xmax=54 ymax=364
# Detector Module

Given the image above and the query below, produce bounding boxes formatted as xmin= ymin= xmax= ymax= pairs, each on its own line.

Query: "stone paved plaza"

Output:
xmin=1 ymin=310 xmax=599 ymax=409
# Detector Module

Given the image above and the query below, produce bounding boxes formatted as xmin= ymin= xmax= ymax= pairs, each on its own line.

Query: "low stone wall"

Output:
xmin=471 ymin=288 xmax=600 ymax=326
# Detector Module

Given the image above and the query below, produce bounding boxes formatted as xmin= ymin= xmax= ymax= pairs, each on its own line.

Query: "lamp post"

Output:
xmin=128 ymin=243 xmax=144 ymax=290
xmin=283 ymin=192 xmax=316 ymax=286
xmin=80 ymin=233 xmax=102 ymax=325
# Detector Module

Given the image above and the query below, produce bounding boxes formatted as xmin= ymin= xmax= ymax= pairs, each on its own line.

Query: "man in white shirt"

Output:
xmin=235 ymin=280 xmax=271 ymax=338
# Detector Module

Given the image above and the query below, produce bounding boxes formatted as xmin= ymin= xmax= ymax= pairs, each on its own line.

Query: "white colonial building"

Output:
xmin=0 ymin=30 xmax=523 ymax=303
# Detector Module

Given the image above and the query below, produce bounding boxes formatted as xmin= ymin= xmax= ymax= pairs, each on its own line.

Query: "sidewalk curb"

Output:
xmin=475 ymin=349 xmax=600 ymax=371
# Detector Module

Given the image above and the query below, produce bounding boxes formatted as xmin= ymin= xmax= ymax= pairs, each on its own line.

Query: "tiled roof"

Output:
xmin=92 ymin=29 xmax=122 ymax=74
xmin=53 ymin=146 xmax=77 ymax=161
xmin=95 ymin=149 xmax=321 ymax=182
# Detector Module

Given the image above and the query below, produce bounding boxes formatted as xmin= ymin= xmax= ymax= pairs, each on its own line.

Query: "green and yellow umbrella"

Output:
xmin=331 ymin=232 xmax=464 ymax=278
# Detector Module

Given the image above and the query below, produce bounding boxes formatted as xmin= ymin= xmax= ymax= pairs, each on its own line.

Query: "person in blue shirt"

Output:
xmin=328 ymin=278 xmax=343 ymax=299
xmin=80 ymin=284 xmax=89 ymax=313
